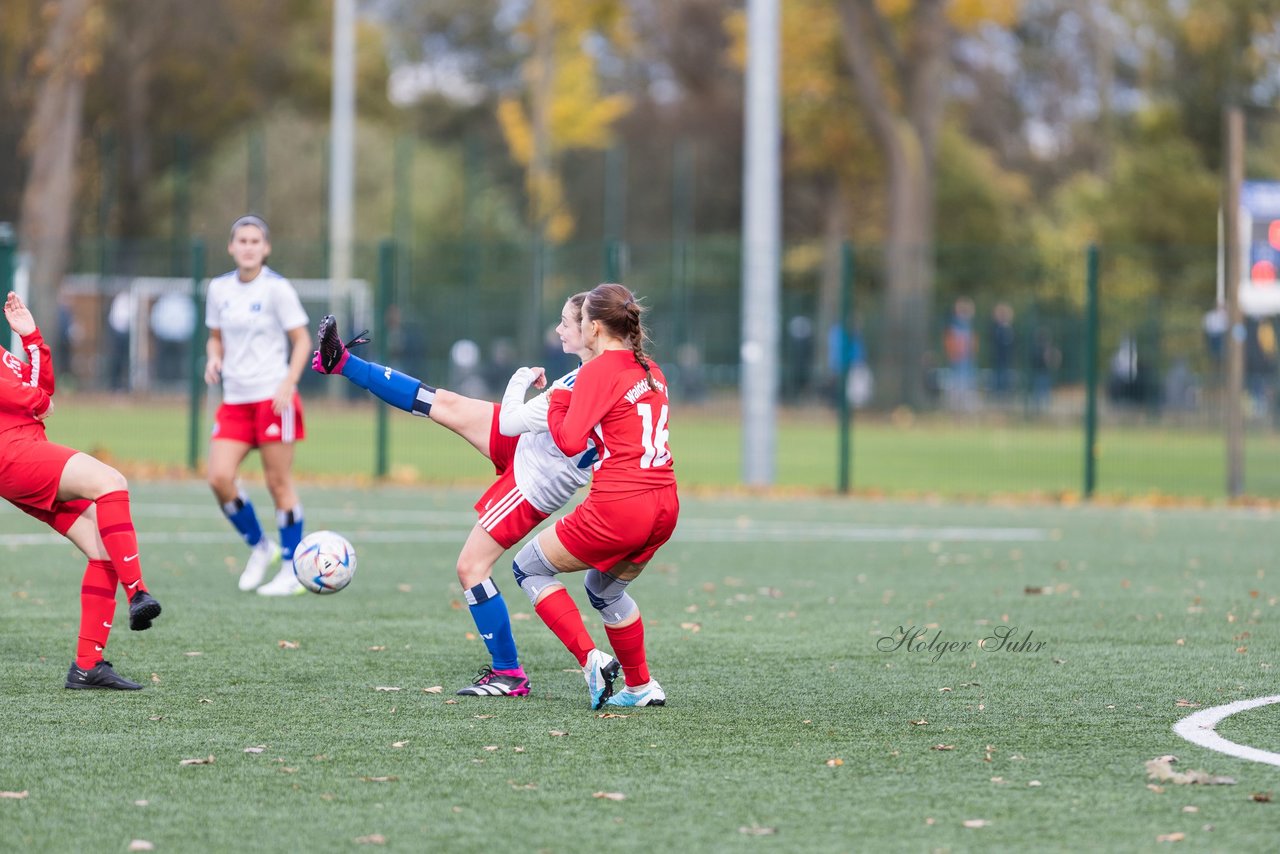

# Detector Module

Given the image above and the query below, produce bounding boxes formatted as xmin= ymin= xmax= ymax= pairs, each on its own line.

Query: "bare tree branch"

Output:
xmin=836 ymin=0 xmax=897 ymax=153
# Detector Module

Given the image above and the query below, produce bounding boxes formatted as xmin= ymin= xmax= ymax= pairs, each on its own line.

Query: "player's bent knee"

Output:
xmin=583 ymin=571 xmax=638 ymax=625
xmin=512 ymin=539 xmax=560 ymax=604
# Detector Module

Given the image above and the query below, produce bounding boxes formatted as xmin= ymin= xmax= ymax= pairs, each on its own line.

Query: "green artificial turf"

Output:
xmin=1 ymin=483 xmax=1278 ymax=851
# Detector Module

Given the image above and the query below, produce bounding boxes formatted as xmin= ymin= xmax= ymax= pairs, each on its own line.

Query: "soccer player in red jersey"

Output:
xmin=512 ymin=283 xmax=678 ymax=708
xmin=0 ymin=291 xmax=161 ymax=690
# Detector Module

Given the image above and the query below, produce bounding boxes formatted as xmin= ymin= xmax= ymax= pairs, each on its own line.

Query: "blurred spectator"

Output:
xmin=784 ymin=315 xmax=814 ymax=401
xmin=944 ymin=297 xmax=977 ymax=410
xmin=106 ymin=290 xmax=134 ymax=391
xmin=827 ymin=319 xmax=871 ymax=408
xmin=1202 ymin=301 xmax=1228 ymax=367
xmin=1107 ymin=335 xmax=1157 ymax=406
xmin=675 ymin=342 xmax=707 ymax=404
xmin=1163 ymin=358 xmax=1198 ymax=411
xmin=55 ymin=295 xmax=79 ymax=384
xmin=484 ymin=337 xmax=517 ymax=397
xmin=151 ymin=291 xmax=196 ymax=384
xmin=1030 ymin=327 xmax=1060 ymax=413
xmin=449 ymin=339 xmax=488 ymax=399
xmin=1245 ymin=317 xmax=1278 ymax=416
xmin=385 ymin=303 xmax=427 ymax=379
xmin=988 ymin=302 xmax=1016 ymax=397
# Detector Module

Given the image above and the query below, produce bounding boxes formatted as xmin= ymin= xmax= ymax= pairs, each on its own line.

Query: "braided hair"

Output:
xmin=584 ymin=283 xmax=657 ymax=390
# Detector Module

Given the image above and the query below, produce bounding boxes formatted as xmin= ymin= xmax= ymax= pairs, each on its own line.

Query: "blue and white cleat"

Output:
xmin=604 ymin=679 xmax=666 ymax=707
xmin=583 ymin=649 xmax=620 ymax=710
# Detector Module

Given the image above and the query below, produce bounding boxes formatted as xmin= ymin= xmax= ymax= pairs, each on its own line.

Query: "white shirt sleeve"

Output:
xmin=272 ymin=275 xmax=309 ymax=331
xmin=499 ymin=367 xmax=550 ymax=436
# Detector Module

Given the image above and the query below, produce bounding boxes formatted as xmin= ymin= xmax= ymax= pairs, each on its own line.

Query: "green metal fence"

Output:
xmin=4 ymin=231 xmax=1279 ymax=499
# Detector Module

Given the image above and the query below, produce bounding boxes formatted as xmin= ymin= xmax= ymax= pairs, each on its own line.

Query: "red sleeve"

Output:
xmin=546 ymin=361 xmax=616 ymax=456
xmin=0 ymin=335 xmax=52 ymax=418
xmin=20 ymin=330 xmax=55 ymax=396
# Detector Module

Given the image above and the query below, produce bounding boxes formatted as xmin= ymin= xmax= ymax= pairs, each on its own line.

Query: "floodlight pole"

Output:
xmin=740 ymin=0 xmax=781 ymax=487
xmin=1223 ymin=106 xmax=1245 ymax=498
xmin=328 ymin=0 xmax=356 ymax=399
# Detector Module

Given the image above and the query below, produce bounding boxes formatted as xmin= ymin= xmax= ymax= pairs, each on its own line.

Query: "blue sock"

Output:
xmin=221 ymin=492 xmax=263 ymax=547
xmin=464 ymin=579 xmax=520 ymax=671
xmin=341 ymin=353 xmax=436 ymax=416
xmin=277 ymin=505 xmax=304 ymax=563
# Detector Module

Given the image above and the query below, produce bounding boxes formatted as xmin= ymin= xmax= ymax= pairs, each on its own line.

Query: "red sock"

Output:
xmin=605 ymin=616 xmax=651 ymax=687
xmin=76 ymin=560 xmax=117 ymax=668
xmin=534 ymin=587 xmax=595 ymax=666
xmin=95 ymin=490 xmax=146 ymax=595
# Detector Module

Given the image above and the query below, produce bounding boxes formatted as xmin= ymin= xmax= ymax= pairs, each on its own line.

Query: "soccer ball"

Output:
xmin=292 ymin=530 xmax=357 ymax=594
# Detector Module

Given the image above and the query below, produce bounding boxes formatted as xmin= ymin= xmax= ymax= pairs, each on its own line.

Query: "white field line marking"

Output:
xmin=0 ymin=522 xmax=1047 ymax=549
xmin=1172 ymin=695 xmax=1280 ymax=767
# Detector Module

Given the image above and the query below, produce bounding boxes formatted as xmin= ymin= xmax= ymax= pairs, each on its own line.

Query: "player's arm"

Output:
xmin=204 ymin=328 xmax=224 ymax=385
xmin=547 ymin=364 xmax=612 ymax=455
xmin=499 ymin=366 xmax=557 ymax=436
xmin=272 ymin=325 xmax=311 ymax=413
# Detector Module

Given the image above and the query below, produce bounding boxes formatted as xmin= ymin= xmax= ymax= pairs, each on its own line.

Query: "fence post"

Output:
xmin=1082 ymin=244 xmax=1100 ymax=499
xmin=838 ymin=241 xmax=854 ymax=494
xmin=374 ymin=238 xmax=394 ymax=479
xmin=186 ymin=239 xmax=206 ymax=472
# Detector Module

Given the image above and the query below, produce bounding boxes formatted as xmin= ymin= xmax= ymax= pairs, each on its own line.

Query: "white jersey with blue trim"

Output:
xmin=206 ymin=266 xmax=309 ymax=404
xmin=503 ymin=367 xmax=594 ymax=513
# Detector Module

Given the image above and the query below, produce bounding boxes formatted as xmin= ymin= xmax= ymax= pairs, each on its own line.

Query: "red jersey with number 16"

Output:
xmin=547 ymin=349 xmax=675 ymax=499
xmin=0 ymin=329 xmax=54 ymax=439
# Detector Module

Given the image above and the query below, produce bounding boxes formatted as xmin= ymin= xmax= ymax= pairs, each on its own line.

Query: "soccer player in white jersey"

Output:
xmin=204 ymin=215 xmax=312 ymax=596
xmin=312 ymin=296 xmax=595 ymax=696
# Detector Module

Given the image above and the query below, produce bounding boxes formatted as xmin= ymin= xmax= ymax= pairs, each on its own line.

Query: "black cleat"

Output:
xmin=65 ymin=660 xmax=143 ymax=690
xmin=316 ymin=315 xmax=370 ymax=374
xmin=128 ymin=590 xmax=161 ymax=631
xmin=456 ymin=665 xmax=531 ymax=697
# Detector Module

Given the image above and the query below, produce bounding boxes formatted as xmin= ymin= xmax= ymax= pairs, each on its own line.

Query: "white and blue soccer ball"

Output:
xmin=293 ymin=530 xmax=357 ymax=594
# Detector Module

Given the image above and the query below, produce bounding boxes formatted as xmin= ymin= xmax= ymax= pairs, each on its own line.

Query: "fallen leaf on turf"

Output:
xmin=449 ymin=600 xmax=462 ymax=610
xmin=593 ymin=792 xmax=626 ymax=801
xmin=738 ymin=824 xmax=776 ymax=836
xmin=939 ymin=687 xmax=952 ymax=692
xmin=128 ymin=841 xmax=155 ymax=852
xmin=1252 ymin=792 xmax=1272 ymax=803
xmin=513 ymin=746 xmax=525 ymax=753
xmin=279 ymin=767 xmax=297 ymax=774
xmin=932 ymin=745 xmax=955 ymax=751
xmin=910 ymin=719 xmax=928 ymax=726
xmin=278 ymin=640 xmax=299 ymax=649
xmin=134 ymin=800 xmax=148 ymax=807
xmin=179 ymin=756 xmax=215 ymax=766
xmin=368 ymin=646 xmax=386 ymax=652
xmin=422 ymin=686 xmax=443 ymax=694
xmin=0 ymin=791 xmax=28 ymax=799
xmin=1175 ymin=699 xmax=1200 ymax=708
xmin=597 ymin=713 xmax=629 ymax=719
xmin=1147 ymin=784 xmax=1165 ymax=794
xmin=511 ymin=782 xmax=537 ymax=790
xmin=473 ymin=714 xmax=494 ymax=720
xmin=464 ymin=632 xmax=477 ymax=641
xmin=391 ymin=741 xmax=409 ymax=749
xmin=1024 ymin=586 xmax=1053 ymax=595
xmin=244 ymin=746 xmax=265 ymax=754
xmin=360 ymin=776 xmax=397 ymax=783
xmin=396 ymin=584 xmax=412 ymax=593
xmin=374 ymin=687 xmax=401 ymax=692
xmin=549 ymin=730 xmax=568 ymax=737
xmin=150 ymin=673 xmax=160 ymax=684
xmin=1028 ymin=781 xmax=1042 ymax=787
xmin=354 ymin=834 xmax=386 ymax=845
xmin=184 ymin=651 xmax=202 ymax=657
xmin=679 ymin=622 xmax=701 ymax=632
xmin=148 ymin=715 xmax=163 ymax=722
xmin=1146 ymin=757 xmax=1235 ymax=785
xmin=198 ymin=698 xmax=212 ymax=704
xmin=1156 ymin=832 xmax=1185 ymax=842
xmin=962 ymin=819 xmax=989 ymax=828
xmin=512 ymin=611 xmax=531 ymax=620
xmin=1182 ymin=806 xmax=1199 ymax=813
xmin=444 ymin=699 xmax=458 ymax=705
xmin=825 ymin=758 xmax=843 ymax=767
xmin=483 ymin=746 xmax=500 ymax=752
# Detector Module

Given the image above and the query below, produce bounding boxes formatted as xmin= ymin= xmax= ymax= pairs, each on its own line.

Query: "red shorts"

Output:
xmin=212 ymin=393 xmax=306 ymax=446
xmin=472 ymin=404 xmax=546 ymax=549
xmin=555 ymin=485 xmax=679 ymax=572
xmin=0 ymin=433 xmax=92 ymax=535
